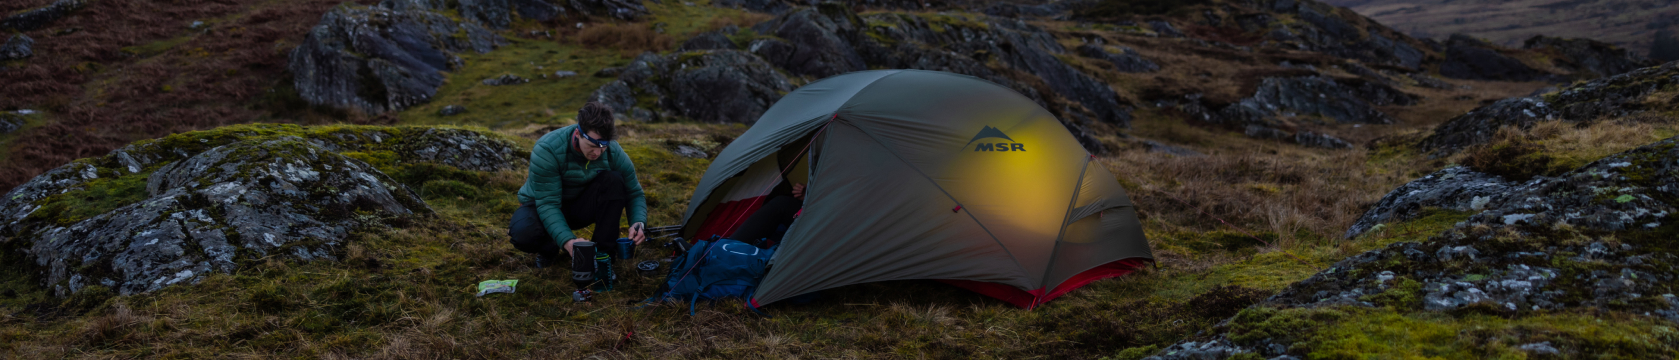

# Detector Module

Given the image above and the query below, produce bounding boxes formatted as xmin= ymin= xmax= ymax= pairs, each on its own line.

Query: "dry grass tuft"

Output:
xmin=704 ymin=12 xmax=772 ymax=32
xmin=576 ymin=22 xmax=675 ymax=57
xmin=1453 ymin=120 xmax=1675 ymax=180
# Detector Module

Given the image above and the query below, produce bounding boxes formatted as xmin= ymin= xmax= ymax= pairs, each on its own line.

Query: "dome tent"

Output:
xmin=678 ymin=70 xmax=1153 ymax=309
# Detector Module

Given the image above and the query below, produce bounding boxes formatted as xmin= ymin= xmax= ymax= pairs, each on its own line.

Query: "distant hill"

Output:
xmin=1324 ymin=0 xmax=1677 ymax=61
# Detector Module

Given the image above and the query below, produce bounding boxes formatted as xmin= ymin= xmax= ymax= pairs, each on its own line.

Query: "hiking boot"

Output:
xmin=571 ymin=289 xmax=594 ymax=302
xmin=534 ymin=253 xmax=561 ymax=269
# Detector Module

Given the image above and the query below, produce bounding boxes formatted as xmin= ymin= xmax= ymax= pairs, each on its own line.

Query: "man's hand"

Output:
xmin=792 ymin=183 xmax=806 ymax=201
xmin=629 ymin=222 xmax=647 ymax=244
xmin=563 ymin=238 xmax=588 ymax=256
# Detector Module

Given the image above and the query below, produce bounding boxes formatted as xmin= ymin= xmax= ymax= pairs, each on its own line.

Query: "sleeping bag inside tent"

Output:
xmin=677 ymin=69 xmax=1154 ymax=309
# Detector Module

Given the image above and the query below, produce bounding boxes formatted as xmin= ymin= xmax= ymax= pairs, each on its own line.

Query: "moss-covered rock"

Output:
xmin=0 ymin=124 xmax=525 ymax=297
xmin=1147 ymin=137 xmax=1677 ymax=359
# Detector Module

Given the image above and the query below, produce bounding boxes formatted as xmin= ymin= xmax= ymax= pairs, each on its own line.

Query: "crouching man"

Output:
xmin=508 ymin=102 xmax=648 ymax=302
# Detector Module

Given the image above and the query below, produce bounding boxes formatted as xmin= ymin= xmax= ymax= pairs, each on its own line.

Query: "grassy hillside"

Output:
xmin=1 ymin=0 xmax=1676 ymax=358
xmin=1324 ymin=0 xmax=1677 ymax=59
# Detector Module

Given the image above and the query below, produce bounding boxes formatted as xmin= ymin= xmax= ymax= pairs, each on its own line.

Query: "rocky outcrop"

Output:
xmin=1221 ymin=75 xmax=1414 ymax=126
xmin=1343 ymin=166 xmax=1515 ymax=238
xmin=1539 ymin=61 xmax=1677 ymax=122
xmin=1150 ymin=137 xmax=1679 ymax=359
xmin=0 ymin=0 xmax=86 ymax=32
xmin=1439 ymin=34 xmax=1547 ymax=82
xmin=1256 ymin=0 xmax=1425 ymax=70
xmin=1075 ymin=44 xmax=1158 ymax=73
xmin=0 ymin=125 xmax=525 ymax=296
xmin=1415 ymin=97 xmax=1554 ymax=158
xmin=590 ymin=50 xmax=793 ymax=123
xmin=588 ymin=5 xmax=1132 ymax=153
xmin=1419 ymin=62 xmax=1676 ymax=157
xmin=1178 ymin=74 xmax=1413 ymax=148
xmin=1 ymin=34 xmax=32 ymax=61
xmin=1286 ymin=138 xmax=1676 ymax=312
xmin=770 ymin=7 xmax=1129 ymax=151
xmin=289 ymin=2 xmax=505 ymax=115
xmin=1522 ymin=36 xmax=1650 ymax=79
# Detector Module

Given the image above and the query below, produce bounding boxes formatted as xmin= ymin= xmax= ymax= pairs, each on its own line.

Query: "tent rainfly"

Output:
xmin=679 ymin=69 xmax=1153 ymax=309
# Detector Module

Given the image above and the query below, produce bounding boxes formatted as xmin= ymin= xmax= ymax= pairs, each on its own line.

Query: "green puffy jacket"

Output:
xmin=516 ymin=124 xmax=648 ymax=246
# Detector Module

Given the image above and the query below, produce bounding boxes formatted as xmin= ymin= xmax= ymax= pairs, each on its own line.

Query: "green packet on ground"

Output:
xmin=476 ymin=280 xmax=518 ymax=297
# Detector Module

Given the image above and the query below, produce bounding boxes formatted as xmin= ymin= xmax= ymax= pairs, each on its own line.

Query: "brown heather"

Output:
xmin=0 ymin=0 xmax=382 ymax=192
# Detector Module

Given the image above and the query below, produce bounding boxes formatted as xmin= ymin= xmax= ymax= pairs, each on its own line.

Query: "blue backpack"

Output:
xmin=648 ymin=238 xmax=775 ymax=314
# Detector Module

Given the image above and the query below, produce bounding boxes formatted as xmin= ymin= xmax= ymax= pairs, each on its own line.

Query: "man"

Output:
xmin=508 ymin=102 xmax=648 ymax=301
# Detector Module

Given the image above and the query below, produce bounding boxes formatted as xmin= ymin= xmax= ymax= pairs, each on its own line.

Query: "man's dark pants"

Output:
xmin=509 ymin=170 xmax=627 ymax=258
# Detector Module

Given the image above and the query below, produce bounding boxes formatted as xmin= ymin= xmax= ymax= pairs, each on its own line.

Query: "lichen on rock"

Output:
xmin=0 ymin=125 xmax=525 ymax=297
xmin=1148 ymin=137 xmax=1679 ymax=359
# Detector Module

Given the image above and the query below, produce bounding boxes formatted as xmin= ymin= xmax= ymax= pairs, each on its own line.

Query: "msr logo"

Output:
xmin=966 ymin=126 xmax=1025 ymax=152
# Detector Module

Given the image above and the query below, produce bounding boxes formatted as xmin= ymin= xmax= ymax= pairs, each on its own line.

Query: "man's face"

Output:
xmin=575 ymin=129 xmax=608 ymax=161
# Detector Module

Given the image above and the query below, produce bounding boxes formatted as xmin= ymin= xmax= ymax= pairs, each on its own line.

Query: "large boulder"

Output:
xmin=1419 ymin=62 xmax=1676 ymax=157
xmin=289 ymin=3 xmax=505 ymax=115
xmin=1438 ymin=34 xmax=1547 ymax=82
xmin=1 ymin=34 xmax=32 ymax=61
xmin=0 ymin=0 xmax=86 ymax=32
xmin=0 ymin=125 xmax=525 ymax=296
xmin=590 ymin=50 xmax=793 ymax=123
xmin=1522 ymin=36 xmax=1651 ymax=79
xmin=748 ymin=8 xmax=867 ymax=78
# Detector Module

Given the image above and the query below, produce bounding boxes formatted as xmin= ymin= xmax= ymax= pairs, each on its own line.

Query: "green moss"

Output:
xmin=1229 ymin=306 xmax=1345 ymax=345
xmin=420 ymin=179 xmax=481 ymax=199
xmin=1103 ymin=345 xmax=1160 ymax=360
xmin=26 ymin=170 xmax=152 ymax=226
xmin=1306 ymin=309 xmax=1675 ymax=359
xmin=1360 ymin=277 xmax=1423 ymax=309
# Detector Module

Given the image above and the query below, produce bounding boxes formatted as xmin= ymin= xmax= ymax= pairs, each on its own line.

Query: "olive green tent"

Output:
xmin=679 ymin=70 xmax=1152 ymax=308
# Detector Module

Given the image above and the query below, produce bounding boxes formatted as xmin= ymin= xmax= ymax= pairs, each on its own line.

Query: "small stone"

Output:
xmin=1518 ymin=342 xmax=1559 ymax=355
xmin=553 ymin=70 xmax=578 ymax=78
xmin=481 ymin=74 xmax=529 ymax=86
xmin=189 ymin=20 xmax=205 ymax=29
xmin=673 ymin=145 xmax=708 ymax=159
xmin=438 ymin=105 xmax=466 ymax=116
xmin=1 ymin=34 xmax=34 ymax=60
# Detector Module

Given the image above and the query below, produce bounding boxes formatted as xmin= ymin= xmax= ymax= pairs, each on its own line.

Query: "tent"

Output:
xmin=678 ymin=69 xmax=1153 ymax=309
